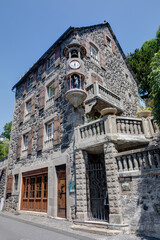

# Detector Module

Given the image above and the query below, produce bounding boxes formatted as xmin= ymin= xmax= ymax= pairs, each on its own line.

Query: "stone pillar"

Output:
xmin=104 ymin=142 xmax=123 ymax=224
xmin=75 ymin=149 xmax=88 ymax=221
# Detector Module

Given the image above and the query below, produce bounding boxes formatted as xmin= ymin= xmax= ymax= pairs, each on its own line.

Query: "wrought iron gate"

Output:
xmin=86 ymin=162 xmax=109 ymax=221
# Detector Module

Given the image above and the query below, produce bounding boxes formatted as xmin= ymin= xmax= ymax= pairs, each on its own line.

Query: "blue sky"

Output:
xmin=0 ymin=0 xmax=160 ymax=133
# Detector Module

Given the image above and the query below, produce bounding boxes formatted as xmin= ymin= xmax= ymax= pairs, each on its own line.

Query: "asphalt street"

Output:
xmin=0 ymin=215 xmax=91 ymax=240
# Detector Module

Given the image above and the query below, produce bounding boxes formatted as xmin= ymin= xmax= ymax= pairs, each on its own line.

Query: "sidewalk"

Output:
xmin=0 ymin=211 xmax=158 ymax=240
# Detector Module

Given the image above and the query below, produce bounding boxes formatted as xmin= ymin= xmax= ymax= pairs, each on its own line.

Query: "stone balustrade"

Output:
xmin=75 ymin=115 xmax=159 ymax=150
xmin=85 ymin=82 xmax=123 ymax=110
xmin=116 ymin=117 xmax=143 ymax=135
xmin=79 ymin=119 xmax=105 ymax=140
xmin=116 ymin=147 xmax=160 ymax=172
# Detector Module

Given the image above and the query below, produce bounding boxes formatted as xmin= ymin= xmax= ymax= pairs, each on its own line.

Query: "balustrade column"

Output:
xmin=104 ymin=142 xmax=122 ymax=224
xmin=148 ymin=151 xmax=156 ymax=169
xmin=137 ymin=121 xmax=142 ymax=134
xmin=133 ymin=153 xmax=139 ymax=170
xmin=129 ymin=121 xmax=134 ymax=134
xmin=122 ymin=156 xmax=128 ymax=171
xmin=137 ymin=153 xmax=143 ymax=168
xmin=88 ymin=126 xmax=92 ymax=137
xmin=142 ymin=152 xmax=148 ymax=169
xmin=127 ymin=155 xmax=133 ymax=171
xmin=125 ymin=120 xmax=130 ymax=134
xmin=96 ymin=122 xmax=100 ymax=135
xmin=133 ymin=121 xmax=138 ymax=134
xmin=116 ymin=157 xmax=123 ymax=171
xmin=84 ymin=127 xmax=88 ymax=138
xmin=117 ymin=120 xmax=121 ymax=133
xmin=121 ymin=120 xmax=125 ymax=133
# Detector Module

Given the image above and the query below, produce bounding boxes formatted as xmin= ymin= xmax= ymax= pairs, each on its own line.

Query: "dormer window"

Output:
xmin=90 ymin=44 xmax=99 ymax=61
xmin=106 ymin=36 xmax=111 ymax=47
xmin=47 ymin=55 xmax=55 ymax=69
xmin=27 ymin=75 xmax=33 ymax=91
xmin=71 ymin=49 xmax=78 ymax=58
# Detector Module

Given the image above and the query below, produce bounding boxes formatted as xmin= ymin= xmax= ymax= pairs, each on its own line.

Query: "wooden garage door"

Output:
xmin=21 ymin=168 xmax=48 ymax=212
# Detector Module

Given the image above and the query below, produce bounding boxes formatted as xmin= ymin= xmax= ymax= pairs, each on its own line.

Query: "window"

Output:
xmin=26 ymin=100 xmax=31 ymax=115
xmin=106 ymin=36 xmax=111 ymax=47
xmin=90 ymin=44 xmax=99 ymax=61
xmin=46 ymin=122 xmax=54 ymax=140
xmin=47 ymin=84 xmax=55 ymax=98
xmin=47 ymin=55 xmax=54 ymax=69
xmin=23 ymin=134 xmax=28 ymax=150
xmin=14 ymin=174 xmax=19 ymax=192
xmin=27 ymin=75 xmax=33 ymax=91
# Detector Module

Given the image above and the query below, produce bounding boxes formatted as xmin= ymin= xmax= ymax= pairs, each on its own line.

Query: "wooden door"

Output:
xmin=57 ymin=166 xmax=66 ymax=218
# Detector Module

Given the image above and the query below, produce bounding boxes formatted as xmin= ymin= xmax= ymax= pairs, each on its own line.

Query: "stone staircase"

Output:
xmin=72 ymin=220 xmax=130 ymax=236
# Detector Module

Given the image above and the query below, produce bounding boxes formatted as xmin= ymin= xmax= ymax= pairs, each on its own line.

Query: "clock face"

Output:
xmin=70 ymin=60 xmax=80 ymax=69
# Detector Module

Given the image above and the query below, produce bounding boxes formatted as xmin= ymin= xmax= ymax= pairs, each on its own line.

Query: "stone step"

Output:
xmin=71 ymin=224 xmax=122 ymax=236
xmin=73 ymin=220 xmax=130 ymax=234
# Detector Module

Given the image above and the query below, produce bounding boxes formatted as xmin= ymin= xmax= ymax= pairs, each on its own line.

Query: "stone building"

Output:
xmin=2 ymin=22 xmax=160 ymax=238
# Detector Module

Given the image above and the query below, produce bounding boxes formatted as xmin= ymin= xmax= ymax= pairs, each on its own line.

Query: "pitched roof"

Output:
xmin=12 ymin=22 xmax=136 ymax=90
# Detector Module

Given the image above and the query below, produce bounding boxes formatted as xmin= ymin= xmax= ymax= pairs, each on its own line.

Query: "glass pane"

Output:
xmin=36 ymin=176 xmax=42 ymax=198
xmin=30 ymin=178 xmax=35 ymax=198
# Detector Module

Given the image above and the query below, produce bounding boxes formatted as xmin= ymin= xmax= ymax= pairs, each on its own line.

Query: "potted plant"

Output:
xmin=137 ymin=107 xmax=152 ymax=118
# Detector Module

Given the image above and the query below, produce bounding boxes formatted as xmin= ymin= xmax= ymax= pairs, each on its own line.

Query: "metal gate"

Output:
xmin=86 ymin=161 xmax=109 ymax=221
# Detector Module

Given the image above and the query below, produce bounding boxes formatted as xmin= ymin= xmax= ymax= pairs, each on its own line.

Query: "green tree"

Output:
xmin=148 ymin=50 xmax=160 ymax=125
xmin=2 ymin=121 xmax=12 ymax=140
xmin=127 ymin=26 xmax=160 ymax=95
xmin=0 ymin=138 xmax=10 ymax=159
xmin=0 ymin=121 xmax=12 ymax=159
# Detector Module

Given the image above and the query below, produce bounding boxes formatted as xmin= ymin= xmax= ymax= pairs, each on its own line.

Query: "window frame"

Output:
xmin=27 ymin=75 xmax=33 ymax=91
xmin=47 ymin=83 xmax=55 ymax=99
xmin=46 ymin=121 xmax=54 ymax=140
xmin=90 ymin=44 xmax=99 ymax=62
xmin=23 ymin=134 xmax=29 ymax=150
xmin=47 ymin=54 xmax=55 ymax=69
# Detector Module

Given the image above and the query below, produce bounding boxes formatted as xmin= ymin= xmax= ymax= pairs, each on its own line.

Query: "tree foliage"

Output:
xmin=0 ymin=121 xmax=12 ymax=159
xmin=0 ymin=138 xmax=10 ymax=159
xmin=2 ymin=121 xmax=12 ymax=140
xmin=148 ymin=50 xmax=160 ymax=125
xmin=127 ymin=26 xmax=160 ymax=95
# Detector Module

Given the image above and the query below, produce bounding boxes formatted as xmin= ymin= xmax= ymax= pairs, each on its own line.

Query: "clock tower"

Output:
xmin=64 ymin=35 xmax=87 ymax=108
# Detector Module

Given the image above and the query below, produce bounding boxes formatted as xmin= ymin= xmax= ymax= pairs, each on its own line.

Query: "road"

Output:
xmin=0 ymin=215 xmax=92 ymax=240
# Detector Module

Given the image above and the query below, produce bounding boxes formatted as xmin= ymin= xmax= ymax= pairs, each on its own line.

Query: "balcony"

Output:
xmin=74 ymin=116 xmax=159 ymax=151
xmin=85 ymin=82 xmax=123 ymax=114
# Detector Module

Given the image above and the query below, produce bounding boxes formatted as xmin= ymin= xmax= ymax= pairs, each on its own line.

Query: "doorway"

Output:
xmin=86 ymin=153 xmax=109 ymax=221
xmin=56 ymin=165 xmax=66 ymax=218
